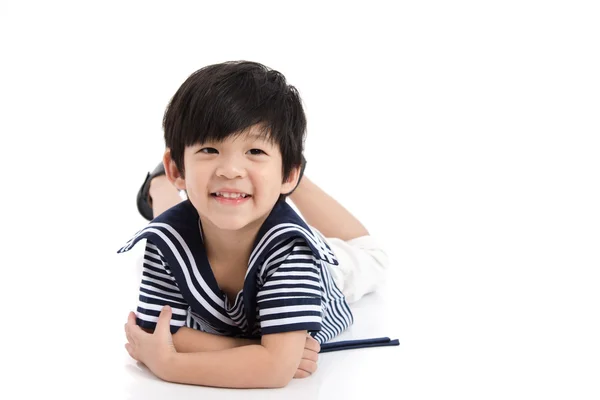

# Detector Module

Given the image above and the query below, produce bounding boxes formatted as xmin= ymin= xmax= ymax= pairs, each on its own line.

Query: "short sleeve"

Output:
xmin=256 ymin=239 xmax=323 ymax=335
xmin=136 ymin=241 xmax=189 ymax=334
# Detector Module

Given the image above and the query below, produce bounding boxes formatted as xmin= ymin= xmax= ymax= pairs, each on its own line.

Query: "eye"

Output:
xmin=248 ymin=149 xmax=266 ymax=155
xmin=199 ymin=147 xmax=218 ymax=154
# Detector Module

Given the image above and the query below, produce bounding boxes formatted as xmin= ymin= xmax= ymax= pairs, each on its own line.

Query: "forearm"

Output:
xmin=290 ymin=176 xmax=369 ymax=240
xmin=172 ymin=327 xmax=259 ymax=353
xmin=162 ymin=345 xmax=295 ymax=388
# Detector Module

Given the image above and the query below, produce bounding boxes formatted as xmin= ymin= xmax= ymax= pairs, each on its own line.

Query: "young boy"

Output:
xmin=119 ymin=61 xmax=389 ymax=388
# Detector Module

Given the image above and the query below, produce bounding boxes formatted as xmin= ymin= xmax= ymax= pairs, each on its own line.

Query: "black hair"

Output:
xmin=162 ymin=61 xmax=306 ymax=190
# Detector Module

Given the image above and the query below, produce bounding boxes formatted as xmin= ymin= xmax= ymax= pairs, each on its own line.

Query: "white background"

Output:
xmin=1 ymin=1 xmax=599 ymax=399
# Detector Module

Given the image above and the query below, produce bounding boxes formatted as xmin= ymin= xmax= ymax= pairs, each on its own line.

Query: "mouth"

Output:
xmin=210 ymin=192 xmax=252 ymax=205
xmin=211 ymin=191 xmax=251 ymax=199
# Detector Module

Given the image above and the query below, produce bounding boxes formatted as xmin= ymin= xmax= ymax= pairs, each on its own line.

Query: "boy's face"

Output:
xmin=166 ymin=125 xmax=299 ymax=232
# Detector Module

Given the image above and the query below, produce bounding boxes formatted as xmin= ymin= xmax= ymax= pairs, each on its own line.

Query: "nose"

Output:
xmin=215 ymin=154 xmax=247 ymax=179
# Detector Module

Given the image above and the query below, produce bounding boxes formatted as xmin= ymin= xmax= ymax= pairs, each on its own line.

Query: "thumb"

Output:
xmin=156 ymin=305 xmax=172 ymax=333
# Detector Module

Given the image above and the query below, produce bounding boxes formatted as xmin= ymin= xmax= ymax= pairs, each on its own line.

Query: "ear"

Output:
xmin=163 ymin=149 xmax=186 ymax=191
xmin=280 ymin=164 xmax=302 ymax=195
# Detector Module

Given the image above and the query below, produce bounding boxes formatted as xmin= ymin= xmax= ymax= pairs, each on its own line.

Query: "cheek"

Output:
xmin=254 ymin=170 xmax=281 ymax=193
xmin=184 ymin=168 xmax=208 ymax=195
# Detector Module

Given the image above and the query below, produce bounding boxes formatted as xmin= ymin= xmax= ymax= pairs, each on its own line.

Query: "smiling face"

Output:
xmin=165 ymin=125 xmax=300 ymax=232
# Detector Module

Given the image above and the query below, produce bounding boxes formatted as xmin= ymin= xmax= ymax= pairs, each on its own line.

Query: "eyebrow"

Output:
xmin=237 ymin=132 xmax=272 ymax=143
xmin=245 ymin=131 xmax=269 ymax=139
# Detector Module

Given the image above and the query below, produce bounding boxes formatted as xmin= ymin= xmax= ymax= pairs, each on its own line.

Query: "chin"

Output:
xmin=209 ymin=216 xmax=255 ymax=231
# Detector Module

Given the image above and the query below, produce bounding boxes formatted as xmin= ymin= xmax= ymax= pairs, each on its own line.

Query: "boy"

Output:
xmin=119 ymin=61 xmax=389 ymax=388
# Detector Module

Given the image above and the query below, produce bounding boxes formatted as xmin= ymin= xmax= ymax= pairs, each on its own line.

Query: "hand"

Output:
xmin=124 ymin=306 xmax=177 ymax=380
xmin=294 ymin=334 xmax=321 ymax=379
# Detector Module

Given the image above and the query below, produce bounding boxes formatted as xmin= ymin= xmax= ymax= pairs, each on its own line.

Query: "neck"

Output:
xmin=199 ymin=216 xmax=267 ymax=269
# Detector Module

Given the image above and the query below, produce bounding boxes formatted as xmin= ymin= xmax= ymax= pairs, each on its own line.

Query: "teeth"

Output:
xmin=215 ymin=192 xmax=248 ymax=199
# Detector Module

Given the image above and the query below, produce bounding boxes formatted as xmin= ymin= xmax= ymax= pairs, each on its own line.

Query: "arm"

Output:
xmin=172 ymin=327 xmax=258 ymax=352
xmin=141 ymin=326 xmax=259 ymax=352
xmin=289 ymin=176 xmax=369 ymax=240
xmin=127 ymin=308 xmax=307 ymax=388
xmin=137 ymin=323 xmax=321 ymax=381
xmin=143 ymin=324 xmax=320 ymax=379
xmin=161 ymin=331 xmax=307 ymax=388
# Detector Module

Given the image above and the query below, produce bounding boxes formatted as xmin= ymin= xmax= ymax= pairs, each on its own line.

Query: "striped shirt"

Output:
xmin=117 ymin=199 xmax=354 ymax=344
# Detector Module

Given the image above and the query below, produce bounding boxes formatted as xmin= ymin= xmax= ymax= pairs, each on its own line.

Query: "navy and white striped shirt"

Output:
xmin=117 ymin=199 xmax=354 ymax=344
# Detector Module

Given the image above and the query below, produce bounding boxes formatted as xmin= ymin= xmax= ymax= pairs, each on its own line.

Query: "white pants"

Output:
xmin=324 ymin=235 xmax=390 ymax=304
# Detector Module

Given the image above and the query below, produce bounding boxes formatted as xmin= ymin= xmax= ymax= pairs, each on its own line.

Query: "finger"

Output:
xmin=294 ymin=368 xmax=311 ymax=379
xmin=124 ymin=323 xmax=134 ymax=344
xmin=125 ymin=328 xmax=136 ymax=346
xmin=297 ymin=359 xmax=318 ymax=375
xmin=126 ymin=312 xmax=144 ymax=337
xmin=125 ymin=320 xmax=139 ymax=341
xmin=301 ymin=348 xmax=319 ymax=362
xmin=125 ymin=343 xmax=137 ymax=361
xmin=155 ymin=305 xmax=172 ymax=334
xmin=128 ymin=311 xmax=137 ymax=325
xmin=304 ymin=335 xmax=321 ymax=353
